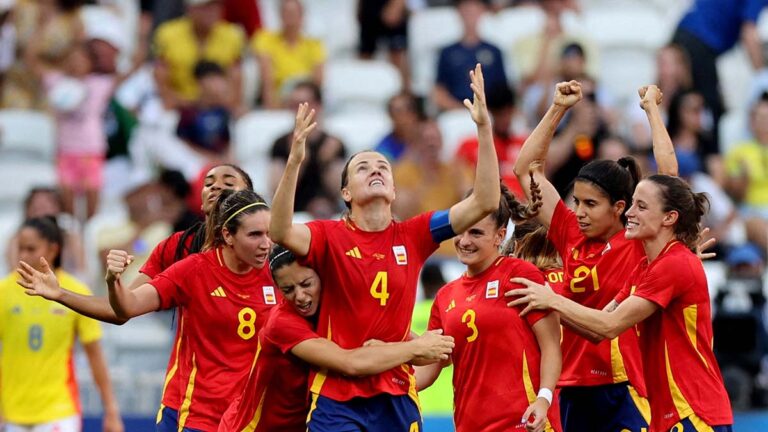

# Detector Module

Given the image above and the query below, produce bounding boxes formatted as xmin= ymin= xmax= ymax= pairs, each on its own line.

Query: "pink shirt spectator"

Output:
xmin=44 ymin=72 xmax=115 ymax=156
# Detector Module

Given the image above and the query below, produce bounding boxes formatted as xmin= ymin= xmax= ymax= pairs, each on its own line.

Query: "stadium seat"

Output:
xmin=323 ymin=59 xmax=402 ymax=113
xmin=0 ymin=161 xmax=57 ymax=212
xmin=581 ymin=6 xmax=670 ymax=51
xmin=598 ymin=49 xmax=657 ymax=106
xmin=436 ymin=109 xmax=476 ymax=161
xmin=717 ymin=47 xmax=753 ymax=112
xmin=234 ymin=110 xmax=295 ymax=195
xmin=324 ymin=110 xmax=392 ymax=155
xmin=484 ymin=7 xmax=545 ymax=52
xmin=719 ymin=110 xmax=750 ymax=155
xmin=0 ymin=110 xmax=56 ymax=162
xmin=0 ymin=211 xmax=21 ymax=276
xmin=82 ymin=204 xmax=129 ymax=289
xmin=241 ymin=54 xmax=261 ymax=108
xmin=408 ymin=7 xmax=463 ymax=96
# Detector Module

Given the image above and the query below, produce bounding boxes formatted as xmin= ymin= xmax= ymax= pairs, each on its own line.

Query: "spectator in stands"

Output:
xmin=455 ymin=83 xmax=526 ymax=199
xmin=433 ymin=0 xmax=507 ymax=112
xmin=666 ymin=89 xmax=721 ymax=181
xmin=358 ymin=0 xmax=410 ymax=90
xmin=176 ymin=61 xmax=234 ymax=163
xmin=153 ymin=0 xmax=244 ymax=111
xmin=725 ymin=92 xmax=768 ymax=251
xmin=0 ymin=0 xmax=16 ymax=88
xmin=158 ymin=168 xmax=200 ymax=233
xmin=268 ymin=81 xmax=347 ymax=219
xmin=224 ymin=0 xmax=261 ymax=37
xmin=374 ymin=93 xmax=422 ymax=162
xmin=5 ymin=187 xmax=86 ymax=280
xmin=672 ymin=0 xmax=768 ymax=149
xmin=2 ymin=0 xmax=85 ymax=109
xmin=252 ymin=0 xmax=325 ymax=109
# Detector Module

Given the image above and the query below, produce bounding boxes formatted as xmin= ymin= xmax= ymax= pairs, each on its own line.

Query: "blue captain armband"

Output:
xmin=429 ymin=210 xmax=455 ymax=243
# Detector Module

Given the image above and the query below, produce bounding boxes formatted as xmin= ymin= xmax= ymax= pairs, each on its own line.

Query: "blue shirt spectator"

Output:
xmin=375 ymin=133 xmax=408 ymax=161
xmin=176 ymin=106 xmax=230 ymax=153
xmin=678 ymin=0 xmax=768 ymax=55
xmin=436 ymin=41 xmax=507 ymax=106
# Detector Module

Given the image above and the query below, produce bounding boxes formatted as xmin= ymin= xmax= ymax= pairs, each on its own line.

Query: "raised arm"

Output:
xmin=640 ymin=85 xmax=677 ymax=176
xmin=448 ymin=64 xmax=501 ymax=234
xmin=268 ymin=103 xmax=317 ymax=256
xmin=290 ymin=330 xmax=454 ymax=377
xmin=506 ymin=277 xmax=658 ymax=339
xmin=513 ymin=81 xmax=583 ymax=228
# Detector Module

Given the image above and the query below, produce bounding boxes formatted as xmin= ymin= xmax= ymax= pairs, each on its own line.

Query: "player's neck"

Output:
xmin=643 ymin=231 xmax=676 ymax=263
xmin=597 ymin=224 xmax=624 ymax=243
xmin=466 ymin=253 xmax=499 ymax=277
xmin=221 ymin=246 xmax=253 ymax=274
xmin=349 ymin=203 xmax=392 ymax=232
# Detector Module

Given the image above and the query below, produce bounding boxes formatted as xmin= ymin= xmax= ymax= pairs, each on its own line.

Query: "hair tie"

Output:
xmin=223 ymin=202 xmax=268 ymax=227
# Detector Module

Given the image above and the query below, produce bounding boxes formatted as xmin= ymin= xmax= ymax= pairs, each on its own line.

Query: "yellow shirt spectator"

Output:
xmin=0 ymin=270 xmax=102 ymax=424
xmin=724 ymin=140 xmax=768 ymax=208
xmin=154 ymin=17 xmax=244 ymax=101
xmin=252 ymin=30 xmax=326 ymax=100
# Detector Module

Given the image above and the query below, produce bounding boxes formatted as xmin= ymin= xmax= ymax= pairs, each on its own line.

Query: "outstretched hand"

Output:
xmin=505 ymin=278 xmax=558 ymax=316
xmin=553 ymin=80 xmax=582 ymax=108
xmin=16 ymin=257 xmax=62 ymax=301
xmin=639 ymin=85 xmax=663 ymax=111
xmin=288 ymin=102 xmax=317 ymax=164
xmin=464 ymin=63 xmax=491 ymax=127
xmin=696 ymin=227 xmax=717 ymax=260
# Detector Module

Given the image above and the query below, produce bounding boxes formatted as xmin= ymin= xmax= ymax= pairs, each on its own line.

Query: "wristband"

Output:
xmin=537 ymin=388 xmax=553 ymax=405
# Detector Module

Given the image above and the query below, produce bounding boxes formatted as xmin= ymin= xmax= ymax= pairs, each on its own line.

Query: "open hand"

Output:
xmin=288 ymin=102 xmax=317 ymax=164
xmin=696 ymin=227 xmax=717 ymax=260
xmin=505 ymin=278 xmax=558 ymax=316
xmin=16 ymin=257 xmax=62 ymax=301
xmin=464 ymin=63 xmax=491 ymax=127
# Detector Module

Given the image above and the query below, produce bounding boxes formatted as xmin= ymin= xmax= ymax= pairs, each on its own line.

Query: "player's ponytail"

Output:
xmin=646 ymin=175 xmax=710 ymax=250
xmin=20 ymin=216 xmax=64 ymax=268
xmin=502 ymin=220 xmax=561 ymax=271
xmin=575 ymin=156 xmax=641 ymax=223
xmin=489 ymin=176 xmax=541 ymax=230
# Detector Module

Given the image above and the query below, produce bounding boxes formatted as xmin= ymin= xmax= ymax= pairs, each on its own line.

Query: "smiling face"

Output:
xmin=201 ymin=165 xmax=250 ymax=215
xmin=572 ymin=181 xmax=625 ymax=240
xmin=625 ymin=180 xmax=675 ymax=241
xmin=223 ymin=210 xmax=272 ymax=269
xmin=273 ymin=262 xmax=321 ymax=317
xmin=341 ymin=152 xmax=396 ymax=208
xmin=453 ymin=215 xmax=505 ymax=274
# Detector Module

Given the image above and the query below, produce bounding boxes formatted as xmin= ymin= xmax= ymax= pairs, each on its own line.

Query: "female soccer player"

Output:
xmin=503 ymin=220 xmax=564 ymax=294
xmin=269 ymin=63 xmax=501 ymax=431
xmin=17 ymin=163 xmax=254 ymax=430
xmin=18 ymin=190 xmax=277 ymax=431
xmin=3 ymin=217 xmax=123 ymax=432
xmin=416 ymin=184 xmax=561 ymax=432
xmin=219 ymin=245 xmax=455 ymax=432
xmin=507 ymin=175 xmax=733 ymax=431
xmin=509 ymin=82 xmax=679 ymax=431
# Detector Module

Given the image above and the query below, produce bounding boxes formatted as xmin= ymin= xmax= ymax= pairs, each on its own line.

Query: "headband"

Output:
xmin=223 ymin=202 xmax=268 ymax=227
xmin=269 ymin=248 xmax=295 ymax=272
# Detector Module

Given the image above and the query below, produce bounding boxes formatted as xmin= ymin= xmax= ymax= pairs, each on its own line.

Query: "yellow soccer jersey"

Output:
xmin=0 ymin=270 xmax=102 ymax=424
xmin=251 ymin=30 xmax=326 ymax=97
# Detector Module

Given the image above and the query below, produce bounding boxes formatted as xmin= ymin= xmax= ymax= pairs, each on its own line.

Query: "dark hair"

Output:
xmin=174 ymin=163 xmax=254 ymax=261
xmin=292 ymin=80 xmax=322 ymax=104
xmin=24 ymin=187 xmax=63 ymax=217
xmin=575 ymin=156 xmax=641 ymax=224
xmin=561 ymin=42 xmax=585 ymax=59
xmin=20 ymin=216 xmax=64 ymax=268
xmin=502 ymin=220 xmax=561 ymax=271
xmin=193 ymin=61 xmax=226 ymax=80
xmin=204 ymin=189 xmax=269 ymax=250
xmin=160 ymin=169 xmax=191 ymax=199
xmin=666 ymin=89 xmax=703 ymax=138
xmin=645 ymin=175 xmax=709 ymax=250
xmin=490 ymin=179 xmax=541 ymax=229
xmin=269 ymin=244 xmax=297 ymax=277
xmin=486 ymin=83 xmax=516 ymax=111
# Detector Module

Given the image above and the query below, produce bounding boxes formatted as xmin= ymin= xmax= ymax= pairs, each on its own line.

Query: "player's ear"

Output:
xmin=222 ymin=226 xmax=234 ymax=247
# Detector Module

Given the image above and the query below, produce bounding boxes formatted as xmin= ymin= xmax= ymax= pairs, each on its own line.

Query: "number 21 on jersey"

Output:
xmin=570 ymin=265 xmax=599 ymax=293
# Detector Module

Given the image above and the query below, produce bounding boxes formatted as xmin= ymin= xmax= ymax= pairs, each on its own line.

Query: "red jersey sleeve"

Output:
xmin=614 ymin=280 xmax=634 ymax=304
xmin=506 ymin=262 xmax=549 ymax=327
xmin=631 ymin=258 xmax=678 ymax=309
xmin=140 ymin=231 xmax=183 ymax=278
xmin=264 ymin=307 xmax=319 ymax=354
xmin=547 ymin=200 xmax=583 ymax=259
xmin=427 ymin=295 xmax=444 ymax=331
xmin=302 ymin=220 xmax=330 ymax=268
xmin=403 ymin=211 xmax=441 ymax=261
xmin=149 ymin=255 xmax=197 ymax=309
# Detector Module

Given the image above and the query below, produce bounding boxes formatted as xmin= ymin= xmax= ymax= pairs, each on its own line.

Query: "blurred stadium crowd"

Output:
xmin=0 ymin=0 xmax=767 ymax=421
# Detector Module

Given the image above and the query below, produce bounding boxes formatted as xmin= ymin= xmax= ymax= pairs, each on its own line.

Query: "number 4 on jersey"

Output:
xmin=370 ymin=271 xmax=389 ymax=306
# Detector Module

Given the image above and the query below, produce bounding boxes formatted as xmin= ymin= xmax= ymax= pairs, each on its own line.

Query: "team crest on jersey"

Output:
xmin=392 ymin=245 xmax=407 ymax=265
xmin=263 ymin=286 xmax=277 ymax=304
xmin=485 ymin=280 xmax=499 ymax=298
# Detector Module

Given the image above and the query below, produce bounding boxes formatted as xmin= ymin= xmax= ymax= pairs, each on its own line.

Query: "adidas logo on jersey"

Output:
xmin=210 ymin=287 xmax=227 ymax=297
xmin=345 ymin=247 xmax=362 ymax=259
xmin=446 ymin=299 xmax=456 ymax=312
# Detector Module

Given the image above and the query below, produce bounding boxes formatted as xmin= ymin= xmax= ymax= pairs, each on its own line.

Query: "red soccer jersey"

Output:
xmin=140 ymin=228 xmax=197 ymax=413
xmin=547 ymin=201 xmax=646 ymax=392
xmin=625 ymin=241 xmax=732 ymax=431
xmin=455 ymin=133 xmax=527 ymax=200
xmin=544 ymin=268 xmax=566 ymax=295
xmin=429 ymin=257 xmax=561 ymax=432
xmin=219 ymin=301 xmax=318 ymax=432
xmin=302 ymin=214 xmax=439 ymax=401
xmin=150 ymin=248 xmax=279 ymax=430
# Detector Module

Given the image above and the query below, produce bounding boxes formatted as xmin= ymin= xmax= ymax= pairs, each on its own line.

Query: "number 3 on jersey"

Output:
xmin=462 ymin=309 xmax=478 ymax=342
xmin=370 ymin=271 xmax=389 ymax=306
